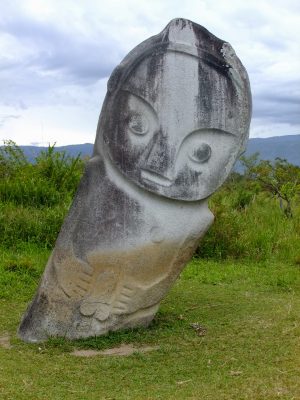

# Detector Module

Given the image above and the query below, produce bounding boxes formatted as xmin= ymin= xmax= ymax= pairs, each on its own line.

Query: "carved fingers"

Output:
xmin=53 ymin=252 xmax=94 ymax=299
xmin=112 ymin=283 xmax=144 ymax=315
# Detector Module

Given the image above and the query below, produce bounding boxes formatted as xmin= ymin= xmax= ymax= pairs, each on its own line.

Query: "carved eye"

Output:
xmin=128 ymin=113 xmax=149 ymax=135
xmin=189 ymin=143 xmax=212 ymax=163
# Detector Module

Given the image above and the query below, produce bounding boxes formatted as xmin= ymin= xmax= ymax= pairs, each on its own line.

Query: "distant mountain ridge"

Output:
xmin=10 ymin=134 xmax=300 ymax=167
xmin=244 ymin=134 xmax=300 ymax=166
xmin=18 ymin=143 xmax=93 ymax=163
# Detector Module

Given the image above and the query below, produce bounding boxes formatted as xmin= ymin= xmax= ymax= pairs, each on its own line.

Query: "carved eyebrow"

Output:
xmin=121 ymin=89 xmax=158 ymax=118
xmin=188 ymin=128 xmax=238 ymax=138
xmin=178 ymin=128 xmax=238 ymax=153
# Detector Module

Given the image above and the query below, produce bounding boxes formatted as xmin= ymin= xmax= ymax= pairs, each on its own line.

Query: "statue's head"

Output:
xmin=95 ymin=18 xmax=251 ymax=201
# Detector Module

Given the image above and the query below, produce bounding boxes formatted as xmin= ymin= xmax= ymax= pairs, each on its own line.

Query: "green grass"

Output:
xmin=1 ymin=248 xmax=299 ymax=400
xmin=0 ymin=203 xmax=68 ymax=248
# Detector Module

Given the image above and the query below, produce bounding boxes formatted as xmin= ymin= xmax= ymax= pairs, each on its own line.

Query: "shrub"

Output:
xmin=0 ymin=141 xmax=84 ymax=208
xmin=197 ymin=190 xmax=300 ymax=263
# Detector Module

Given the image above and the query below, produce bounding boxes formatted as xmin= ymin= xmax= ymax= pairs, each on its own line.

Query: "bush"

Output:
xmin=0 ymin=203 xmax=67 ymax=248
xmin=0 ymin=141 xmax=85 ymax=248
xmin=197 ymin=187 xmax=300 ymax=263
xmin=0 ymin=141 xmax=84 ymax=208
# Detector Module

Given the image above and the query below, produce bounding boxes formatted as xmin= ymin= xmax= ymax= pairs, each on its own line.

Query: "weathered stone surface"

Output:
xmin=18 ymin=18 xmax=251 ymax=342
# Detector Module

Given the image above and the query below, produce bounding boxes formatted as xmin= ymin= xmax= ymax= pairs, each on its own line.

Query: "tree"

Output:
xmin=0 ymin=139 xmax=28 ymax=178
xmin=240 ymin=154 xmax=300 ymax=217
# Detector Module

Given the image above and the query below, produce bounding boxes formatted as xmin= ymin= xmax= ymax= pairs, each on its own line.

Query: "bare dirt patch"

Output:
xmin=71 ymin=344 xmax=159 ymax=357
xmin=0 ymin=334 xmax=12 ymax=349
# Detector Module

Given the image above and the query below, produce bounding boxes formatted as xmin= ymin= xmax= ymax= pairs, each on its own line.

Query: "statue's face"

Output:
xmin=103 ymin=51 xmax=246 ymax=201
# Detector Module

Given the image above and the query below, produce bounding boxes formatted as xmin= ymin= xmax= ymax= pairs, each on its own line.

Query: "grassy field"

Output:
xmin=1 ymin=248 xmax=300 ymax=399
xmin=0 ymin=143 xmax=299 ymax=399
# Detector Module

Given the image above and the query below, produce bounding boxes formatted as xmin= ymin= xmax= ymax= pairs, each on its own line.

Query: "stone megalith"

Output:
xmin=18 ymin=18 xmax=251 ymax=342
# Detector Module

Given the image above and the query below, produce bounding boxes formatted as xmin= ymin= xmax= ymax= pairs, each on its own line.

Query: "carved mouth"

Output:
xmin=141 ymin=169 xmax=173 ymax=187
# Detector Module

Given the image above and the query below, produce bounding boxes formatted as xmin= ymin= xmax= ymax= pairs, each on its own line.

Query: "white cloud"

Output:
xmin=0 ymin=0 xmax=299 ymax=145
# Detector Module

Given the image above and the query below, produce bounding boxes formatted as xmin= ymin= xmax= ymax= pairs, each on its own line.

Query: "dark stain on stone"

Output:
xmin=197 ymin=62 xmax=212 ymax=120
xmin=70 ymin=160 xmax=142 ymax=259
xmin=191 ymin=21 xmax=225 ymax=56
xmin=174 ymin=167 xmax=202 ymax=199
xmin=146 ymin=48 xmax=166 ymax=104
xmin=142 ymin=128 xmax=175 ymax=179
xmin=203 ymin=54 xmax=230 ymax=77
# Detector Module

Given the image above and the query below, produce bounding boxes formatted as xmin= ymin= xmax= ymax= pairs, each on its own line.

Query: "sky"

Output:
xmin=0 ymin=0 xmax=299 ymax=146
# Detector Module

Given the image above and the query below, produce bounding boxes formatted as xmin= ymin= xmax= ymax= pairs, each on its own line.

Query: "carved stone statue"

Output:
xmin=19 ymin=18 xmax=251 ymax=342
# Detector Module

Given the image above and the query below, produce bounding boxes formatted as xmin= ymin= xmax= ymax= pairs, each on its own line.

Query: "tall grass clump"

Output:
xmin=0 ymin=141 xmax=84 ymax=208
xmin=0 ymin=141 xmax=85 ymax=249
xmin=0 ymin=203 xmax=67 ymax=248
xmin=197 ymin=174 xmax=300 ymax=264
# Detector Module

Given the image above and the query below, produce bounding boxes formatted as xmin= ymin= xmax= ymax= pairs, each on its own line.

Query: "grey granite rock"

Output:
xmin=18 ymin=18 xmax=251 ymax=342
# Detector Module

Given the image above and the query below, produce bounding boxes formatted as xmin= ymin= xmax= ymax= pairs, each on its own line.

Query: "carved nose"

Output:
xmin=142 ymin=132 xmax=176 ymax=183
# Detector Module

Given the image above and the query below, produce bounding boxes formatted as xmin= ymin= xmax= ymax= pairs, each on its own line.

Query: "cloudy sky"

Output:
xmin=0 ymin=0 xmax=299 ymax=146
